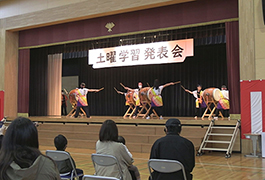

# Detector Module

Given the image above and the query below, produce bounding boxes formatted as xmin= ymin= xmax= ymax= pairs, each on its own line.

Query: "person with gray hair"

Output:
xmin=149 ymin=118 xmax=195 ymax=180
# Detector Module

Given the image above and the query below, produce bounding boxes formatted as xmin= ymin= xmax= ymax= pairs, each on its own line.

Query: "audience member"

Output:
xmin=96 ymin=120 xmax=134 ymax=180
xmin=0 ymin=117 xmax=61 ymax=180
xmin=54 ymin=134 xmax=83 ymax=179
xmin=117 ymin=136 xmax=141 ymax=180
xmin=149 ymin=118 xmax=195 ymax=180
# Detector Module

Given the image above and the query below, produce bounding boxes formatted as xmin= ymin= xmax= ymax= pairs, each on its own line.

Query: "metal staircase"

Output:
xmin=197 ymin=119 xmax=241 ymax=158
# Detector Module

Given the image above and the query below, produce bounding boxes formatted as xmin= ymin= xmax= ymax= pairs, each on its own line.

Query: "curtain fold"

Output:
xmin=47 ymin=54 xmax=62 ymax=116
xmin=18 ymin=49 xmax=30 ymax=113
xmin=29 ymin=48 xmax=48 ymax=116
xmin=225 ymin=21 xmax=240 ymax=114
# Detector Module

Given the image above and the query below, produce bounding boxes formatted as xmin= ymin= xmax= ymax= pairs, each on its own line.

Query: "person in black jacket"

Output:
xmin=149 ymin=118 xmax=195 ymax=180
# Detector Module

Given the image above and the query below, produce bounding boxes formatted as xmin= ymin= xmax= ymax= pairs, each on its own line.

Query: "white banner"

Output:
xmin=251 ymin=91 xmax=263 ymax=134
xmin=88 ymin=39 xmax=194 ymax=69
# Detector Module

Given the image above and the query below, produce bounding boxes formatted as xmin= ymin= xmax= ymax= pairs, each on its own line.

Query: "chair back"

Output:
xmin=46 ymin=150 xmax=78 ymax=180
xmin=91 ymin=153 xmax=123 ymax=180
xmin=148 ymin=159 xmax=187 ymax=180
xmin=82 ymin=174 xmax=119 ymax=180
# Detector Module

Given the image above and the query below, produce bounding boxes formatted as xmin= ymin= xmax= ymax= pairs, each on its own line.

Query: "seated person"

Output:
xmin=96 ymin=120 xmax=134 ymax=180
xmin=118 ymin=136 xmax=141 ymax=180
xmin=149 ymin=118 xmax=195 ymax=180
xmin=54 ymin=134 xmax=83 ymax=179
xmin=0 ymin=117 xmax=61 ymax=180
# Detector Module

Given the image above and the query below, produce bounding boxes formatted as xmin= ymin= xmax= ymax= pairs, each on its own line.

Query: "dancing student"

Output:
xmin=74 ymin=82 xmax=101 ymax=118
xmin=146 ymin=79 xmax=174 ymax=120
xmin=124 ymin=82 xmax=143 ymax=118
xmin=185 ymin=84 xmax=206 ymax=119
xmin=117 ymin=136 xmax=141 ymax=180
xmin=61 ymin=90 xmax=68 ymax=116
xmin=54 ymin=134 xmax=83 ymax=179
xmin=215 ymin=85 xmax=230 ymax=120
xmin=96 ymin=120 xmax=134 ymax=180
xmin=0 ymin=117 xmax=61 ymax=180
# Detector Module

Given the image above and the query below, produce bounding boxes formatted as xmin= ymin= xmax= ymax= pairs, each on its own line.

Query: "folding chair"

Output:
xmin=91 ymin=153 xmax=123 ymax=180
xmin=148 ymin=159 xmax=187 ymax=180
xmin=82 ymin=175 xmax=119 ymax=180
xmin=46 ymin=150 xmax=83 ymax=180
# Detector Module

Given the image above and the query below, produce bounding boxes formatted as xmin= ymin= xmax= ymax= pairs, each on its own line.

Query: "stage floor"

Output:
xmin=8 ymin=116 xmax=238 ymax=126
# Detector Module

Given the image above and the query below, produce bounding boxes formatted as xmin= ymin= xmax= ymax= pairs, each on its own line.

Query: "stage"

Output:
xmin=7 ymin=116 xmax=238 ymax=126
xmin=5 ymin=116 xmax=241 ymax=153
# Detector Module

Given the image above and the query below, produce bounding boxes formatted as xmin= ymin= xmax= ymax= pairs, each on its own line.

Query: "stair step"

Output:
xmin=208 ymin=133 xmax=233 ymax=136
xmin=205 ymin=140 xmax=230 ymax=144
xmin=211 ymin=127 xmax=235 ymax=129
xmin=201 ymin=147 xmax=228 ymax=151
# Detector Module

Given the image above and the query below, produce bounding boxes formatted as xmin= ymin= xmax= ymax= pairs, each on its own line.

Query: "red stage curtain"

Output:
xmin=18 ymin=49 xmax=30 ymax=113
xmin=226 ymin=21 xmax=240 ymax=114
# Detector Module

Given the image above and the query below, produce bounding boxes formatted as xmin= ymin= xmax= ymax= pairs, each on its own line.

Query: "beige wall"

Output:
xmin=254 ymin=0 xmax=265 ymax=79
xmin=4 ymin=31 xmax=18 ymax=117
xmin=0 ymin=0 xmax=88 ymax=19
xmin=0 ymin=19 xmax=5 ymax=91
xmin=239 ymin=0 xmax=255 ymax=80
xmin=239 ymin=0 xmax=265 ymax=80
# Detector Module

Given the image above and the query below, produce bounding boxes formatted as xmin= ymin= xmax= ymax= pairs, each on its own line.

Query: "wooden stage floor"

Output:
xmin=9 ymin=116 xmax=238 ymax=126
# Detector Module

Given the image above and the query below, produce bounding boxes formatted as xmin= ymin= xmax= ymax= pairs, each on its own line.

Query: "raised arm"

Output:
xmin=185 ymin=89 xmax=193 ymax=94
xmin=88 ymin=87 xmax=104 ymax=93
xmin=162 ymin=82 xmax=174 ymax=88
xmin=124 ymin=86 xmax=133 ymax=91
xmin=114 ymin=87 xmax=125 ymax=95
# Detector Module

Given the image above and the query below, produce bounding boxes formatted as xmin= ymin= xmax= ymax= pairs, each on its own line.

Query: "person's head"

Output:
xmin=197 ymin=84 xmax=202 ymax=91
xmin=2 ymin=117 xmax=39 ymax=150
xmin=0 ymin=117 xmax=41 ymax=179
xmin=138 ymin=82 xmax=142 ymax=89
xmin=0 ymin=135 xmax=3 ymax=150
xmin=99 ymin=120 xmax=118 ymax=142
xmin=221 ymin=85 xmax=227 ymax=90
xmin=80 ymin=82 xmax=86 ymax=89
xmin=54 ymin=134 xmax=68 ymax=151
xmin=117 ymin=136 xmax=126 ymax=145
xmin=153 ymin=79 xmax=160 ymax=89
xmin=164 ymin=118 xmax=182 ymax=135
